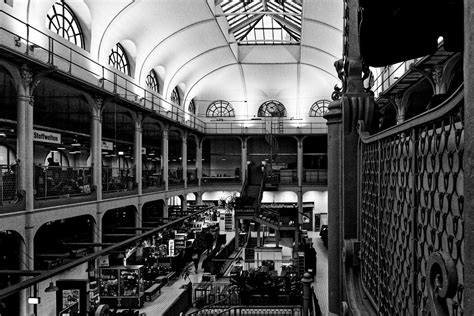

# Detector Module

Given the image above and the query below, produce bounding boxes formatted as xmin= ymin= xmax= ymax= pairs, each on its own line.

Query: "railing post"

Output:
xmin=302 ymin=272 xmax=313 ymax=316
xmin=324 ymin=99 xmax=342 ymax=315
xmin=463 ymin=2 xmax=474 ymax=313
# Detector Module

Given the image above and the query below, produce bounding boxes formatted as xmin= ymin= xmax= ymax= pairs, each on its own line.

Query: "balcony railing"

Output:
xmin=302 ymin=169 xmax=327 ymax=185
xmin=102 ymin=167 xmax=136 ymax=193
xmin=0 ymin=10 xmax=205 ymax=133
xmin=34 ymin=165 xmax=92 ymax=199
xmin=358 ymin=85 xmax=464 ymax=314
xmin=0 ymin=11 xmax=328 ymax=137
xmin=266 ymin=169 xmax=297 ymax=185
xmin=202 ymin=169 xmax=241 ymax=185
xmin=0 ymin=164 xmax=18 ymax=205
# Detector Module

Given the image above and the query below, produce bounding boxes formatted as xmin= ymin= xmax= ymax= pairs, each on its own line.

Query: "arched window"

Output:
xmin=206 ymin=100 xmax=235 ymax=117
xmin=171 ymin=87 xmax=181 ymax=105
xmin=309 ymin=100 xmax=330 ymax=117
xmin=188 ymin=99 xmax=196 ymax=114
xmin=46 ymin=1 xmax=85 ymax=49
xmin=109 ymin=43 xmax=130 ymax=76
xmin=146 ymin=70 xmax=159 ymax=93
xmin=258 ymin=100 xmax=286 ymax=117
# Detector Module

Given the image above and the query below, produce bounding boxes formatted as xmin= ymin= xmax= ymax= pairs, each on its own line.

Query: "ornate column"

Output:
xmin=16 ymin=64 xmax=34 ymax=211
xmin=196 ymin=138 xmax=203 ymax=187
xmin=182 ymin=132 xmax=187 ymax=188
xmin=134 ymin=113 xmax=143 ymax=194
xmin=17 ymin=65 xmax=35 ymax=316
xmin=162 ymin=127 xmax=169 ymax=191
xmin=90 ymin=96 xmax=103 ymax=200
xmin=241 ymin=137 xmax=248 ymax=183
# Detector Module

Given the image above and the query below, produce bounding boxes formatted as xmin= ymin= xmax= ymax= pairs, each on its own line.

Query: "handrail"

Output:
xmin=358 ymin=84 xmax=464 ymax=143
xmin=0 ymin=205 xmax=215 ymax=299
xmin=0 ymin=9 xmax=328 ymax=136
xmin=0 ymin=10 xmax=206 ymax=132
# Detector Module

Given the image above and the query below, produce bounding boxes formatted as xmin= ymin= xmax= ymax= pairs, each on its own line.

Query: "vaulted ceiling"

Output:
xmin=22 ymin=0 xmax=343 ymax=120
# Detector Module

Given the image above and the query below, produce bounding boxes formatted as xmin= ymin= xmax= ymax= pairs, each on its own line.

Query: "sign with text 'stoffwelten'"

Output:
xmin=33 ymin=129 xmax=61 ymax=144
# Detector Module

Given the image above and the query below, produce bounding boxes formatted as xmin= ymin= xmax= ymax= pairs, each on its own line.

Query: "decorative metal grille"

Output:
xmin=359 ymin=88 xmax=464 ymax=315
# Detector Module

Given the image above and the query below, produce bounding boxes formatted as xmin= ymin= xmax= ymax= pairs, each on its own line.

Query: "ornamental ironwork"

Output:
xmin=359 ymin=87 xmax=464 ymax=315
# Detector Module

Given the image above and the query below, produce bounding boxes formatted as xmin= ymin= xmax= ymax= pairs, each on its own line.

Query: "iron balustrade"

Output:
xmin=358 ymin=85 xmax=464 ymax=315
xmin=0 ymin=10 xmax=205 ymax=133
xmin=102 ymin=167 xmax=136 ymax=193
xmin=0 ymin=164 xmax=18 ymax=205
xmin=0 ymin=10 xmax=327 ymax=137
xmin=34 ymin=165 xmax=92 ymax=199
xmin=302 ymin=169 xmax=327 ymax=185
xmin=202 ymin=168 xmax=241 ymax=185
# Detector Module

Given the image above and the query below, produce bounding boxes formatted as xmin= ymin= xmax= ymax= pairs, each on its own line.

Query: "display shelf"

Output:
xmin=174 ymin=233 xmax=187 ymax=251
xmin=224 ymin=212 xmax=233 ymax=231
xmin=99 ymin=265 xmax=144 ymax=309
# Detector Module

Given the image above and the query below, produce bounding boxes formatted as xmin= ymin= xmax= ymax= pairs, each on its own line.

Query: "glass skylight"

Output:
xmin=220 ymin=0 xmax=302 ymax=45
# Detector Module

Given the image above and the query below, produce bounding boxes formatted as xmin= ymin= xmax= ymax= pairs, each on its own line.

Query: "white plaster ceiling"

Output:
xmin=25 ymin=0 xmax=343 ymax=120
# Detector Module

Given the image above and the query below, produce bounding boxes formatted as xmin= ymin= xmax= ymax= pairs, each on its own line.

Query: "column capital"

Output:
xmin=20 ymin=64 xmax=34 ymax=87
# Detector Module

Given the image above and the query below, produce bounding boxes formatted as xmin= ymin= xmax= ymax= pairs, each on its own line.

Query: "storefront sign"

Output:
xmin=102 ymin=140 xmax=114 ymax=151
xmin=33 ymin=129 xmax=61 ymax=144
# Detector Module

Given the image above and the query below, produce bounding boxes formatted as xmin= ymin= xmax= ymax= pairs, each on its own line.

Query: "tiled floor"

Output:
xmin=132 ymin=230 xmax=329 ymax=315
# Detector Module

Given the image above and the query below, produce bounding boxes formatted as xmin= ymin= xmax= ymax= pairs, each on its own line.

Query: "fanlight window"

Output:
xmin=46 ymin=1 xmax=85 ymax=49
xmin=171 ymin=87 xmax=181 ymax=105
xmin=109 ymin=43 xmax=130 ymax=76
xmin=258 ymin=100 xmax=286 ymax=117
xmin=188 ymin=99 xmax=196 ymax=114
xmin=310 ymin=100 xmax=330 ymax=117
xmin=146 ymin=70 xmax=159 ymax=93
xmin=206 ymin=101 xmax=235 ymax=117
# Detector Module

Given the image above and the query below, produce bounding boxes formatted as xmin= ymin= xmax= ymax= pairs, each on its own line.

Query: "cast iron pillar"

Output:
xmin=302 ymin=272 xmax=313 ymax=316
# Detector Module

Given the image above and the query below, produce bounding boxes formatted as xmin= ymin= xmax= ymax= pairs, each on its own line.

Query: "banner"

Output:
xmin=33 ymin=129 xmax=61 ymax=144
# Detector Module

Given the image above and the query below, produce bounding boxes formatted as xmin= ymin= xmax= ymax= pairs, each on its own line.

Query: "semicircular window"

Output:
xmin=171 ymin=87 xmax=181 ymax=105
xmin=309 ymin=100 xmax=330 ymax=117
xmin=109 ymin=43 xmax=130 ymax=76
xmin=46 ymin=1 xmax=85 ymax=49
xmin=206 ymin=100 xmax=235 ymax=117
xmin=258 ymin=100 xmax=286 ymax=117
xmin=188 ymin=99 xmax=196 ymax=114
xmin=146 ymin=70 xmax=159 ymax=93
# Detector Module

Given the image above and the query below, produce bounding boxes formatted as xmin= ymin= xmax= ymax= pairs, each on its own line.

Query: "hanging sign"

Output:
xmin=33 ymin=129 xmax=61 ymax=144
xmin=102 ymin=140 xmax=114 ymax=151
